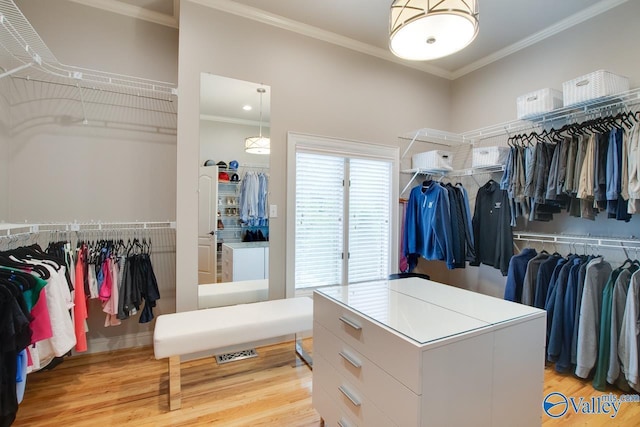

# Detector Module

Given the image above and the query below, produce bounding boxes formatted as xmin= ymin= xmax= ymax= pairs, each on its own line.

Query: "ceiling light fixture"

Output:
xmin=245 ymin=87 xmax=270 ymax=155
xmin=389 ymin=0 xmax=479 ymax=61
xmin=242 ymin=105 xmax=252 ymax=111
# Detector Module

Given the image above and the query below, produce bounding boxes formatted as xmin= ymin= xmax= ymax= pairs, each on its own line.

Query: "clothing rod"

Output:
xmin=402 ymin=88 xmax=640 ymax=147
xmin=239 ymin=164 xmax=269 ymax=169
xmin=462 ymin=90 xmax=640 ymax=141
xmin=1 ymin=221 xmax=176 ymax=236
xmin=513 ymin=232 xmax=640 ymax=250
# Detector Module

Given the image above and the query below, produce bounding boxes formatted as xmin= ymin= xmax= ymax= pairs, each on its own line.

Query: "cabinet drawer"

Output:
xmin=314 ymin=292 xmax=422 ymax=393
xmin=314 ymin=353 xmax=396 ymax=427
xmin=314 ymin=322 xmax=420 ymax=426
xmin=313 ymin=382 xmax=358 ymax=427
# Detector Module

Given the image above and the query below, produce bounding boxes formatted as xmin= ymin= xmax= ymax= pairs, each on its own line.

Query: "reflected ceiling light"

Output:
xmin=242 ymin=105 xmax=252 ymax=111
xmin=389 ymin=0 xmax=479 ymax=61
xmin=245 ymin=87 xmax=270 ymax=155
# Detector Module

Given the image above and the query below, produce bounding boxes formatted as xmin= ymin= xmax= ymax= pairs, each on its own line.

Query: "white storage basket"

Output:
xmin=563 ymin=70 xmax=629 ymax=107
xmin=412 ymin=150 xmax=453 ymax=171
xmin=472 ymin=146 xmax=510 ymax=169
xmin=516 ymin=88 xmax=563 ymax=119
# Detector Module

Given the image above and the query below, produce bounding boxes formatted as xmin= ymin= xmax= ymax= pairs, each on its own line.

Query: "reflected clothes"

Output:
xmin=118 ymin=253 xmax=160 ymax=324
xmin=240 ymin=171 xmax=269 ymax=227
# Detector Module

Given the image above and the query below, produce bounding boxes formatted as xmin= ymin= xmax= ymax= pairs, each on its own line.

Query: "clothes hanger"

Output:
xmin=0 ymin=253 xmax=50 ymax=279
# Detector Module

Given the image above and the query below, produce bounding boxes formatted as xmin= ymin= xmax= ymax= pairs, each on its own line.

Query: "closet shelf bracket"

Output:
xmin=0 ymin=61 xmax=32 ymax=79
xmin=400 ymin=165 xmax=505 ymax=196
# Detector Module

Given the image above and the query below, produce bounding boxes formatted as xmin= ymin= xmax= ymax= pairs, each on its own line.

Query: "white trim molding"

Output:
xmin=71 ymin=0 xmax=628 ymax=79
xmin=67 ymin=0 xmax=179 ymax=28
xmin=189 ymin=0 xmax=451 ymax=79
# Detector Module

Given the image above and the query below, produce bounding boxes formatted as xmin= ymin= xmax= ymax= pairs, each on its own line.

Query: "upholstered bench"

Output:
xmin=153 ymin=297 xmax=313 ymax=410
xmin=197 ymin=279 xmax=268 ymax=309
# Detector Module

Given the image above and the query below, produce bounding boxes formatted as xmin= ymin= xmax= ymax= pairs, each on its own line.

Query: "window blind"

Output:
xmin=348 ymin=158 xmax=391 ymax=283
xmin=295 ymin=152 xmax=345 ymax=288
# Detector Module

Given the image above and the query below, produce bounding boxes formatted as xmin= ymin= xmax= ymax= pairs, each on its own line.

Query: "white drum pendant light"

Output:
xmin=390 ymin=0 xmax=479 ymax=61
xmin=245 ymin=87 xmax=270 ymax=154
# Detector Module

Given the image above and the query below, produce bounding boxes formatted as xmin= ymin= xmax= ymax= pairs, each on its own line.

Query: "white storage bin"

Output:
xmin=472 ymin=146 xmax=510 ymax=168
xmin=562 ymin=70 xmax=629 ymax=107
xmin=516 ymin=88 xmax=563 ymax=119
xmin=412 ymin=150 xmax=453 ymax=171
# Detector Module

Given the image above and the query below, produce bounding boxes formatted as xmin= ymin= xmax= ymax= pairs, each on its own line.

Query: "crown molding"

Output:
xmin=69 ymin=0 xmax=628 ymax=80
xmin=451 ymin=0 xmax=628 ymax=79
xmin=67 ymin=0 xmax=179 ymax=29
xmin=189 ymin=0 xmax=453 ymax=80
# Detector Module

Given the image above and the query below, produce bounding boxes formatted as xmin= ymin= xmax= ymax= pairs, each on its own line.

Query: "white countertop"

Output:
xmin=315 ymin=278 xmax=544 ymax=345
xmin=222 ymin=242 xmax=269 ymax=249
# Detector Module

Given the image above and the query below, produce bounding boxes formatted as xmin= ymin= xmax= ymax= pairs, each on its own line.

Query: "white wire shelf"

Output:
xmin=400 ymin=165 xmax=505 ymax=195
xmin=513 ymin=232 xmax=640 ymax=252
xmin=0 ymin=0 xmax=178 ymax=133
xmin=400 ymin=87 xmax=640 ymax=151
xmin=1 ymin=221 xmax=176 ymax=237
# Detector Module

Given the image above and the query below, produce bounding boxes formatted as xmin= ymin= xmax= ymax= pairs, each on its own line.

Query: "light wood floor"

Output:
xmin=13 ymin=341 xmax=640 ymax=426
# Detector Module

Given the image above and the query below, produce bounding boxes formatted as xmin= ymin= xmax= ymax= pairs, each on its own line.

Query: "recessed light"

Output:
xmin=243 ymin=105 xmax=252 ymax=111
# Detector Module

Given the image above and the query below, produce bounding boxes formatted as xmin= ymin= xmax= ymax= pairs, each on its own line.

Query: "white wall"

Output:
xmin=200 ymin=120 xmax=269 ymax=168
xmin=0 ymin=77 xmax=9 ymax=221
xmin=450 ymin=1 xmax=640 ymax=132
xmin=177 ymin=1 xmax=452 ymax=311
xmin=444 ymin=0 xmax=640 ymax=297
xmin=7 ymin=127 xmax=176 ymax=222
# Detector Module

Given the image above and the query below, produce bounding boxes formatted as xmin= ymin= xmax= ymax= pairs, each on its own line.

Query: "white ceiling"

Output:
xmin=200 ymin=73 xmax=270 ymax=123
xmin=69 ymin=0 xmax=628 ymax=79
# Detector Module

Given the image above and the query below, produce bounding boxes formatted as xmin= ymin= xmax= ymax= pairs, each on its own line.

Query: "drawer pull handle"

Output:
xmin=339 ymin=351 xmax=362 ymax=369
xmin=339 ymin=316 xmax=362 ymax=331
xmin=337 ymin=418 xmax=352 ymax=427
xmin=338 ymin=385 xmax=362 ymax=407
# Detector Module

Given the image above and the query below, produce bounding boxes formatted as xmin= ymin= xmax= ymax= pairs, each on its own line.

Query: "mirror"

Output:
xmin=198 ymin=74 xmax=270 ymax=305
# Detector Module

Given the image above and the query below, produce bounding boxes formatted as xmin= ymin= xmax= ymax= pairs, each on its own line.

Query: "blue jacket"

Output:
xmin=403 ymin=182 xmax=455 ymax=269
xmin=504 ymin=248 xmax=537 ymax=302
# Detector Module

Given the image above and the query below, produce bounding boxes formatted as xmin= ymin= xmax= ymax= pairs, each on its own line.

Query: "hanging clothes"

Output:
xmin=607 ymin=264 xmax=637 ymax=390
xmin=470 ymin=179 xmax=513 ymax=276
xmin=73 ymin=247 xmax=88 ymax=352
xmin=403 ymin=180 xmax=455 ymax=269
xmin=504 ymin=247 xmax=537 ymax=302
xmin=619 ymin=269 xmax=640 ymax=392
xmin=521 ymin=251 xmax=550 ymax=306
xmin=240 ymin=171 xmax=269 ymax=226
xmin=575 ymin=257 xmax=613 ymax=379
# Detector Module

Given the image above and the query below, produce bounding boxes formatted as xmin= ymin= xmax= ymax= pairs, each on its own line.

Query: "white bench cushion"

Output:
xmin=198 ymin=279 xmax=268 ymax=309
xmin=153 ymin=297 xmax=312 ymax=359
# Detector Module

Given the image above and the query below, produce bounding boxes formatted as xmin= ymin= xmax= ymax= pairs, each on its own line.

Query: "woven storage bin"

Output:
xmin=516 ymin=88 xmax=563 ymax=119
xmin=411 ymin=150 xmax=453 ymax=171
xmin=472 ymin=146 xmax=510 ymax=168
xmin=563 ymin=70 xmax=629 ymax=107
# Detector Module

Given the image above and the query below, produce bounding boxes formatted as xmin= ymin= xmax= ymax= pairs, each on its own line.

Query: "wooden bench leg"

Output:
xmin=169 ymin=356 xmax=181 ymax=410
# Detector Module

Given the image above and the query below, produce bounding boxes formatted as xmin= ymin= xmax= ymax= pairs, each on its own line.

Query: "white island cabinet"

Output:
xmin=312 ymin=278 xmax=546 ymax=427
xmin=221 ymin=242 xmax=269 ymax=282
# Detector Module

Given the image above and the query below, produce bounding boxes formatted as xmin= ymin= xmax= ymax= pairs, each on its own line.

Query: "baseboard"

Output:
xmin=80 ymin=331 xmax=154 ymax=355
